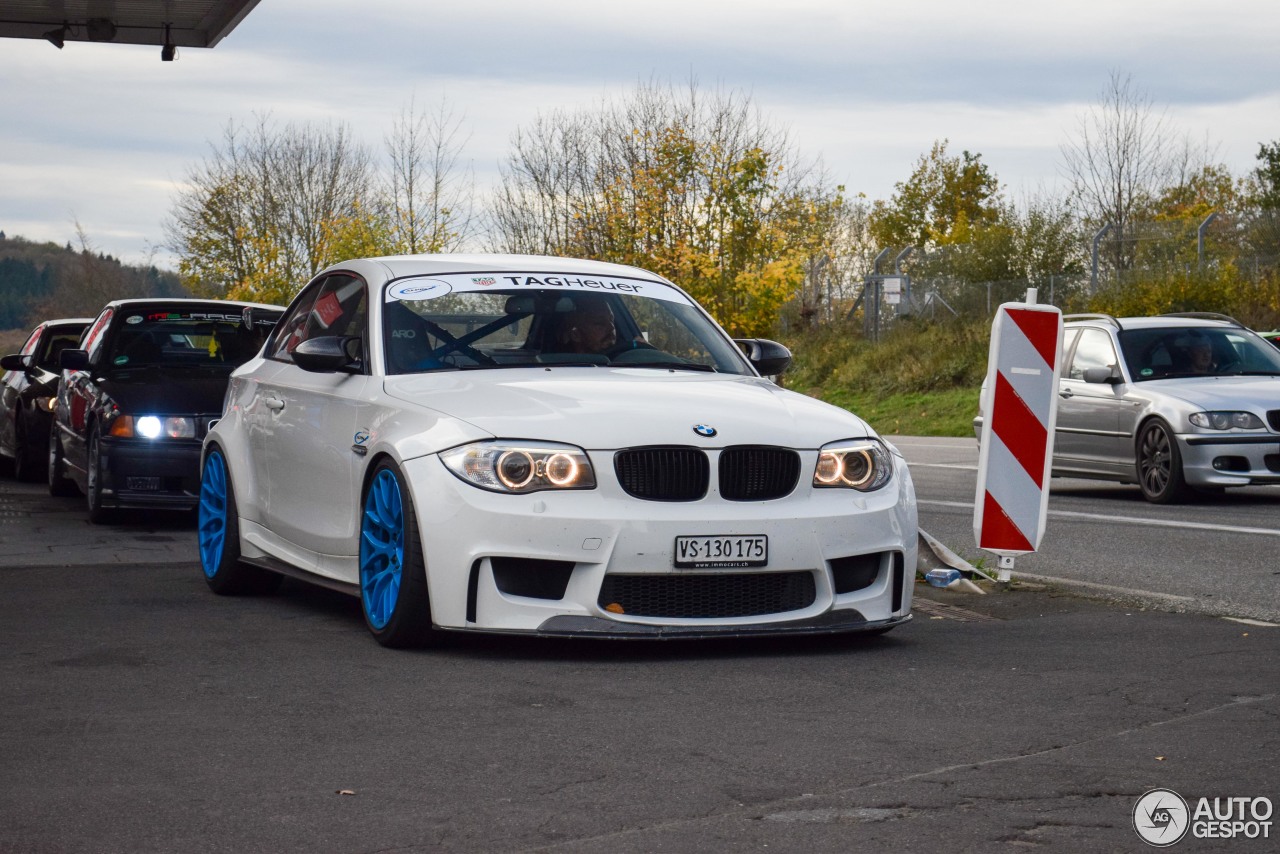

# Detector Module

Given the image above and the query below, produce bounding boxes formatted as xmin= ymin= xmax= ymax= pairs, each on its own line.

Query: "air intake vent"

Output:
xmin=719 ymin=446 xmax=801 ymax=501
xmin=598 ymin=572 xmax=816 ymax=618
xmin=1267 ymin=410 xmax=1280 ymax=432
xmin=614 ymin=446 xmax=709 ymax=501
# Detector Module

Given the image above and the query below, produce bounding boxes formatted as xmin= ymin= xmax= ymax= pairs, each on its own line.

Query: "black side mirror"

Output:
xmin=1 ymin=353 xmax=31 ymax=373
xmin=59 ymin=349 xmax=89 ymax=371
xmin=734 ymin=338 xmax=792 ymax=377
xmin=293 ymin=337 xmax=362 ymax=374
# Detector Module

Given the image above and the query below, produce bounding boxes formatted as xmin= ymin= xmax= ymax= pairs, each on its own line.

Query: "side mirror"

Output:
xmin=59 ymin=349 xmax=89 ymax=371
xmin=1083 ymin=365 xmax=1121 ymax=385
xmin=1 ymin=353 xmax=31 ymax=373
xmin=734 ymin=338 xmax=792 ymax=377
xmin=293 ymin=336 xmax=362 ymax=374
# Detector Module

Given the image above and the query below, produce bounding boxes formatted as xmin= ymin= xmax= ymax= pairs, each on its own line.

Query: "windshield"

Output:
xmin=1119 ymin=326 xmax=1280 ymax=380
xmin=105 ymin=309 xmax=268 ymax=371
xmin=382 ymin=274 xmax=752 ymax=375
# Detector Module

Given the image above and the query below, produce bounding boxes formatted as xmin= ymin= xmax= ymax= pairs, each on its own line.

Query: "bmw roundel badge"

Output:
xmin=693 ymin=424 xmax=717 ymax=438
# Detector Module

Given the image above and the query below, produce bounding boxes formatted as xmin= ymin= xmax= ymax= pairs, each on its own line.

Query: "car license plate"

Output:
xmin=674 ymin=535 xmax=768 ymax=568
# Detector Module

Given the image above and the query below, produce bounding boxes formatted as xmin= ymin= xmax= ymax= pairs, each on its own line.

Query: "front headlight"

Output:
xmin=108 ymin=415 xmax=197 ymax=439
xmin=813 ymin=438 xmax=893 ymax=492
xmin=35 ymin=396 xmax=56 ymax=413
xmin=440 ymin=441 xmax=596 ymax=494
xmin=1189 ymin=411 xmax=1265 ymax=430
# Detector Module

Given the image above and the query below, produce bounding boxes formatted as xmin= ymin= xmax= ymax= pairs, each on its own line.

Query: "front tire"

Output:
xmin=199 ymin=447 xmax=281 ymax=595
xmin=1137 ymin=419 xmax=1191 ymax=504
xmin=86 ymin=424 xmax=116 ymax=524
xmin=13 ymin=410 xmax=44 ymax=483
xmin=359 ymin=461 xmax=435 ymax=648
xmin=47 ymin=423 xmax=78 ymax=497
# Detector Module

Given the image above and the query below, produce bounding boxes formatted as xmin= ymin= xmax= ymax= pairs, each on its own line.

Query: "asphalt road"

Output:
xmin=1 ymin=445 xmax=1277 ymax=853
xmin=898 ymin=435 xmax=1280 ymax=623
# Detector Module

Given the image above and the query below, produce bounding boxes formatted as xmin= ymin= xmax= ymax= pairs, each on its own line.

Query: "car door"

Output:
xmin=1054 ymin=327 xmax=1129 ymax=476
xmin=257 ymin=274 xmax=372 ymax=568
xmin=58 ymin=308 xmax=114 ymax=478
xmin=2 ymin=325 xmax=45 ymax=447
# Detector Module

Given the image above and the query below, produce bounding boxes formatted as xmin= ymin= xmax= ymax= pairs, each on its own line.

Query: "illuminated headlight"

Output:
xmin=1189 ymin=411 xmax=1265 ymax=430
xmin=109 ymin=415 xmax=197 ymax=439
xmin=813 ymin=439 xmax=893 ymax=491
xmin=35 ymin=396 xmax=56 ymax=413
xmin=440 ymin=441 xmax=596 ymax=494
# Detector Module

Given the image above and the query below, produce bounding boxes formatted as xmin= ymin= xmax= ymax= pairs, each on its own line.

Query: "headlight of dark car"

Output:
xmin=109 ymin=415 xmax=197 ymax=439
xmin=813 ymin=439 xmax=893 ymax=491
xmin=440 ymin=441 xmax=596 ymax=493
xmin=1188 ymin=411 xmax=1265 ymax=430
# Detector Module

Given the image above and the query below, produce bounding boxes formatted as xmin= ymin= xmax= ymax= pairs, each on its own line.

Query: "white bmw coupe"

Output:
xmin=198 ymin=255 xmax=918 ymax=646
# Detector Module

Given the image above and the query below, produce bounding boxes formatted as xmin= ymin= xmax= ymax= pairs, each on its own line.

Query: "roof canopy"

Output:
xmin=0 ymin=0 xmax=261 ymax=49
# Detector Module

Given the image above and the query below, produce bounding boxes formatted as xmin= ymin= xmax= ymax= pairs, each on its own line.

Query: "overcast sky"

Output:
xmin=2 ymin=0 xmax=1277 ymax=269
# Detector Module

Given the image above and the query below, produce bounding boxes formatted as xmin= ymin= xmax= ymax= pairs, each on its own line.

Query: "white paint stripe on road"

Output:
xmin=919 ymin=499 xmax=1280 ymax=538
xmin=911 ymin=463 xmax=979 ymax=470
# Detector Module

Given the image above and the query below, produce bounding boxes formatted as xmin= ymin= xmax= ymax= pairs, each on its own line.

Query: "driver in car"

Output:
xmin=1185 ymin=333 xmax=1217 ymax=374
xmin=555 ymin=295 xmax=619 ymax=355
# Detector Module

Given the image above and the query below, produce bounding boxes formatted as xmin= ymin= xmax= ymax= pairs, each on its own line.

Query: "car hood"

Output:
xmin=97 ymin=372 xmax=231 ymax=415
xmin=383 ymin=368 xmax=874 ymax=449
xmin=1140 ymin=375 xmax=1280 ymax=410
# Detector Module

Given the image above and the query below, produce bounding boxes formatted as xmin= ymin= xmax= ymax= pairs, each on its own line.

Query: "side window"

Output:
xmin=1068 ymin=328 xmax=1117 ymax=380
xmin=82 ymin=309 xmax=114 ymax=363
xmin=269 ymin=274 xmax=367 ymax=366
xmin=18 ymin=326 xmax=42 ymax=357
xmin=37 ymin=329 xmax=85 ymax=370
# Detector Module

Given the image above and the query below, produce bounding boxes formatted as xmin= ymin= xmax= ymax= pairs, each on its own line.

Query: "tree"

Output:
xmin=383 ymin=98 xmax=476 ymax=254
xmin=490 ymin=81 xmax=847 ymax=337
xmin=1060 ymin=71 xmax=1178 ymax=274
xmin=166 ymin=116 xmax=374 ymax=305
xmin=868 ymin=139 xmax=1003 ymax=251
xmin=1241 ymin=140 xmax=1280 ymax=264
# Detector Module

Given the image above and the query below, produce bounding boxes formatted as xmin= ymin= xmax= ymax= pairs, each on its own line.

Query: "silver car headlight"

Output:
xmin=813 ymin=439 xmax=893 ymax=492
xmin=440 ymin=441 xmax=596 ymax=494
xmin=1189 ymin=411 xmax=1265 ymax=430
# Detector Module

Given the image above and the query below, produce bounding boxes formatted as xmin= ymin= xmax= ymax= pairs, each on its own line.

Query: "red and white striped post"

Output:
xmin=973 ymin=290 xmax=1063 ymax=580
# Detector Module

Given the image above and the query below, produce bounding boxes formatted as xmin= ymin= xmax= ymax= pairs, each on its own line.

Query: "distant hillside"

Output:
xmin=0 ymin=231 xmax=187 ymax=333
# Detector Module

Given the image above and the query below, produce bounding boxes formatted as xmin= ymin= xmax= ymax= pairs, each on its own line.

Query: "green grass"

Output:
xmin=810 ymin=386 xmax=981 ymax=437
xmin=780 ymin=318 xmax=990 ymax=438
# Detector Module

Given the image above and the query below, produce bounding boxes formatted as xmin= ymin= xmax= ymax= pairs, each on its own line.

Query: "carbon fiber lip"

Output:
xmin=531 ymin=610 xmax=911 ymax=640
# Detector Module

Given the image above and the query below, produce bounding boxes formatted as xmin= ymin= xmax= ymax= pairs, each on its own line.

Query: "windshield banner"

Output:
xmin=385 ymin=272 xmax=693 ymax=305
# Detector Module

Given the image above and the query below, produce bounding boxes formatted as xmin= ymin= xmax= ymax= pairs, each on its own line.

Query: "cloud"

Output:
xmin=1 ymin=0 xmax=1276 ymax=267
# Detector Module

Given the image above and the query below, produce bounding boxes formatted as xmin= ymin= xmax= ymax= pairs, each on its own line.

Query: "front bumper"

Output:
xmin=1178 ymin=433 xmax=1280 ymax=487
xmin=402 ymin=450 xmax=918 ymax=635
xmin=99 ymin=436 xmax=202 ymax=510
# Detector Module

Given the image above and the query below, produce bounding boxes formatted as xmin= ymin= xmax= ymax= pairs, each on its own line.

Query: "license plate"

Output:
xmin=674 ymin=535 xmax=768 ymax=568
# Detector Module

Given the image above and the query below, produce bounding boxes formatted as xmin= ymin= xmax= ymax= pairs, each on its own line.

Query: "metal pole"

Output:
xmin=872 ymin=248 xmax=890 ymax=277
xmin=1091 ymin=223 xmax=1112 ymax=294
xmin=1197 ymin=212 xmax=1219 ymax=269
xmin=893 ymin=246 xmax=914 ymax=274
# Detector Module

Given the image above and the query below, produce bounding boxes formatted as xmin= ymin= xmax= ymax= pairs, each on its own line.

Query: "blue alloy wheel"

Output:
xmin=361 ymin=468 xmax=406 ymax=630
xmin=199 ymin=451 xmax=228 ymax=577
xmin=198 ymin=445 xmax=279 ymax=596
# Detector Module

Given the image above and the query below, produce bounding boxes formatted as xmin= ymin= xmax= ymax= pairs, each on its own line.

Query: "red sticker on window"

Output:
xmin=314 ymin=291 xmax=342 ymax=328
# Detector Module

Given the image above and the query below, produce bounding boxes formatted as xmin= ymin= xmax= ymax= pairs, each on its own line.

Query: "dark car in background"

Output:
xmin=49 ymin=299 xmax=284 ymax=523
xmin=1 ymin=317 xmax=93 ymax=481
